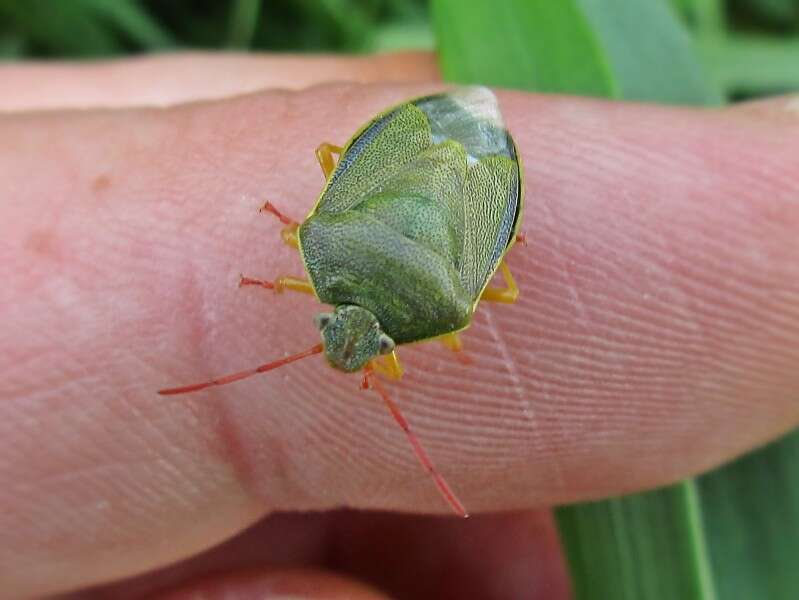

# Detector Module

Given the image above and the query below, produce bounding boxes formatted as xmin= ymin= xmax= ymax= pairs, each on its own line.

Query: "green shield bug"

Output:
xmin=159 ymin=86 xmax=524 ymax=518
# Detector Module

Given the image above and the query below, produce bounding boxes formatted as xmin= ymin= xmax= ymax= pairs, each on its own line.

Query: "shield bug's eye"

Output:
xmin=314 ymin=312 xmax=333 ymax=330
xmin=378 ymin=334 xmax=395 ymax=355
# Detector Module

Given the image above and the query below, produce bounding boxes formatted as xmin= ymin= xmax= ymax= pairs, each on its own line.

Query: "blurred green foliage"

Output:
xmin=1 ymin=0 xmax=797 ymax=99
xmin=1 ymin=0 xmax=798 ymax=100
xmin=0 ymin=0 xmax=431 ymax=57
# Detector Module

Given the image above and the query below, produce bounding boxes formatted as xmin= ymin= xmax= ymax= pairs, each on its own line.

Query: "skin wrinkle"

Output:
xmin=245 ymin=383 xmax=336 ymax=512
xmin=156 ymin=95 xmax=313 ymax=510
xmin=179 ymin=265 xmax=269 ymax=506
xmin=480 ymin=303 xmax=531 ymax=421
xmin=536 ymin=195 xmax=593 ymax=333
xmin=152 ymin=274 xmax=268 ymax=505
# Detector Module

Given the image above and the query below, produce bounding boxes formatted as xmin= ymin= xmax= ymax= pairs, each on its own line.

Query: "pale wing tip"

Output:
xmin=448 ymin=86 xmax=505 ymax=128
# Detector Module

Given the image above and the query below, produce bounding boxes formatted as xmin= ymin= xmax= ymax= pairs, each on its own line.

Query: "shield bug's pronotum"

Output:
xmin=159 ymin=86 xmax=524 ymax=518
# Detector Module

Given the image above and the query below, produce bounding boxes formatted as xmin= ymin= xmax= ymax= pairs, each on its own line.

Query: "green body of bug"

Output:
xmin=299 ymin=86 xmax=523 ymax=372
xmin=159 ymin=87 xmax=523 ymax=518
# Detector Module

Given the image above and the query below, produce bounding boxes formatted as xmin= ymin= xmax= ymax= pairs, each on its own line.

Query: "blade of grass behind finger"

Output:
xmin=432 ymin=2 xmax=723 ymax=599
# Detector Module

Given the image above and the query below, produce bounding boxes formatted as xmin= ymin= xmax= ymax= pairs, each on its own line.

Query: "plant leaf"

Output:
xmin=82 ymin=0 xmax=176 ymax=50
xmin=227 ymin=0 xmax=262 ymax=49
xmin=431 ymin=0 xmax=618 ymax=96
xmin=576 ymin=0 xmax=723 ymax=104
xmin=698 ymin=33 xmax=799 ymax=97
xmin=700 ymin=432 xmax=799 ymax=600
xmin=556 ymin=481 xmax=717 ymax=600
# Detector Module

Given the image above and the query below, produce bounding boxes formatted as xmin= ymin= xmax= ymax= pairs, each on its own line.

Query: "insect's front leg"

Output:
xmin=239 ymin=275 xmax=314 ymax=295
xmin=315 ymin=142 xmax=344 ymax=179
xmin=369 ymin=350 xmax=404 ymax=380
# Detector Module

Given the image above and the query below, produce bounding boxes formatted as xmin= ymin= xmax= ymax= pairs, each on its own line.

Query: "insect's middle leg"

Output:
xmin=247 ymin=202 xmax=309 ymax=296
xmin=480 ymin=261 xmax=519 ymax=304
xmin=239 ymin=275 xmax=314 ymax=295
xmin=259 ymin=201 xmax=300 ymax=250
xmin=315 ymin=142 xmax=343 ymax=179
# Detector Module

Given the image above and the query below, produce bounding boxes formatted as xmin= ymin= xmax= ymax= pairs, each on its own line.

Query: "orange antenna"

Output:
xmin=362 ymin=368 xmax=469 ymax=519
xmin=158 ymin=343 xmax=324 ymax=395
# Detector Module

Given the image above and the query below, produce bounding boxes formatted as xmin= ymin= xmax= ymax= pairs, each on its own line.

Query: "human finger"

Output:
xmin=73 ymin=510 xmax=567 ymax=600
xmin=1 ymin=84 xmax=798 ymax=597
xmin=0 ymin=51 xmax=440 ymax=112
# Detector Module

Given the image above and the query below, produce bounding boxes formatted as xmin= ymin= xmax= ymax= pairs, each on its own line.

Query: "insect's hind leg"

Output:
xmin=315 ymin=142 xmax=343 ymax=179
xmin=480 ymin=261 xmax=519 ymax=304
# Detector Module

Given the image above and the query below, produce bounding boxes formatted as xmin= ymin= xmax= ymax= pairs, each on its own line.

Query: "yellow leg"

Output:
xmin=438 ymin=332 xmax=472 ymax=365
xmin=370 ymin=350 xmax=403 ymax=380
xmin=439 ymin=332 xmax=463 ymax=352
xmin=315 ymin=142 xmax=344 ymax=179
xmin=480 ymin=261 xmax=519 ymax=304
xmin=239 ymin=275 xmax=314 ymax=295
xmin=259 ymin=202 xmax=300 ymax=250
xmin=280 ymin=223 xmax=299 ymax=250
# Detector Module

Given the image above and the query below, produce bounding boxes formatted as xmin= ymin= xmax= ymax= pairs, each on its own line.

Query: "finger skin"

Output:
xmin=1 ymin=84 xmax=798 ymax=597
xmin=0 ymin=51 xmax=440 ymax=111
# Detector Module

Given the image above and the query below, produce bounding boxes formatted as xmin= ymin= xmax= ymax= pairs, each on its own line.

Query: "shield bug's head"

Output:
xmin=315 ymin=305 xmax=395 ymax=372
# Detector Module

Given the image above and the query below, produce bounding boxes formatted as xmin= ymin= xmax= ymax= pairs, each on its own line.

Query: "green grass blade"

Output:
xmin=556 ymin=482 xmax=717 ymax=600
xmin=0 ymin=0 xmax=121 ymax=56
xmin=576 ymin=0 xmax=723 ymax=104
xmin=317 ymin=0 xmax=375 ymax=52
xmin=81 ymin=0 xmax=176 ymax=50
xmin=431 ymin=0 xmax=618 ymax=96
xmin=431 ymin=0 xmax=719 ymax=103
xmin=0 ymin=33 xmax=25 ymax=58
xmin=668 ymin=0 xmax=725 ymax=34
xmin=226 ymin=0 xmax=262 ymax=49
xmin=698 ymin=33 xmax=799 ymax=97
xmin=700 ymin=432 xmax=799 ymax=600
xmin=372 ymin=19 xmax=434 ymax=52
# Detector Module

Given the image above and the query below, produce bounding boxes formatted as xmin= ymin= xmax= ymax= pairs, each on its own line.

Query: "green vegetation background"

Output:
xmin=1 ymin=0 xmax=798 ymax=100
